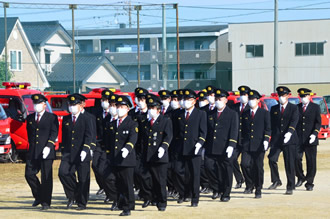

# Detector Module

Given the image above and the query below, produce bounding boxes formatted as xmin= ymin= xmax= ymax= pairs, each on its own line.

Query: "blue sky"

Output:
xmin=1 ymin=0 xmax=330 ymax=29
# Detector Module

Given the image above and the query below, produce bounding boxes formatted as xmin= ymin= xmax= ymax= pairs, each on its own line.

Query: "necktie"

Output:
xmin=150 ymin=119 xmax=154 ymax=126
xmin=162 ymin=107 xmax=165 ymax=115
xmin=118 ymin=119 xmax=122 ymax=127
xmin=281 ymin=106 xmax=285 ymax=115
xmin=36 ymin=113 xmax=40 ymax=124
xmin=251 ymin=111 xmax=255 ymax=120
xmin=240 ymin=104 xmax=245 ymax=114
xmin=303 ymin=105 xmax=307 ymax=113
xmin=72 ymin=116 xmax=76 ymax=125
xmin=186 ymin=111 xmax=190 ymax=121
xmin=104 ymin=111 xmax=108 ymax=118
xmin=217 ymin=111 xmax=221 ymax=119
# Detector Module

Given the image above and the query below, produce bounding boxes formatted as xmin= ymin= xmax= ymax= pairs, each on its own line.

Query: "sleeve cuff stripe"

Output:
xmin=83 ymin=144 xmax=91 ymax=149
xmin=162 ymin=142 xmax=170 ymax=147
xmin=199 ymin=137 xmax=206 ymax=142
xmin=229 ymin=139 xmax=237 ymax=143
xmin=289 ymin=126 xmax=295 ymax=130
xmin=126 ymin=142 xmax=134 ymax=148
xmin=48 ymin=140 xmax=55 ymax=145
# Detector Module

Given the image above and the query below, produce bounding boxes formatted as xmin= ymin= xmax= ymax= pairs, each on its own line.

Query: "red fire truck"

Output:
xmin=0 ymin=103 xmax=11 ymax=162
xmin=0 ymin=82 xmax=57 ymax=162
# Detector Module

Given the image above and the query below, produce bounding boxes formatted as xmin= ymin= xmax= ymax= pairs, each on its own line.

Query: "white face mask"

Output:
xmin=69 ymin=105 xmax=80 ymax=115
xmin=117 ymin=108 xmax=128 ymax=118
xmin=215 ymin=100 xmax=225 ymax=110
xmin=171 ymin=101 xmax=180 ymax=110
xmin=240 ymin=95 xmax=249 ymax=104
xmin=138 ymin=101 xmax=146 ymax=109
xmin=248 ymin=99 xmax=258 ymax=108
xmin=207 ymin=95 xmax=215 ymax=105
xmin=199 ymin=100 xmax=208 ymax=108
xmin=162 ymin=100 xmax=170 ymax=108
xmin=34 ymin=103 xmax=44 ymax=113
xmin=184 ymin=100 xmax=194 ymax=109
xmin=279 ymin=96 xmax=288 ymax=105
xmin=101 ymin=101 xmax=110 ymax=110
xmin=109 ymin=106 xmax=117 ymax=117
xmin=179 ymin=99 xmax=184 ymax=108
xmin=301 ymin=97 xmax=310 ymax=105
xmin=148 ymin=109 xmax=159 ymax=119
xmin=134 ymin=97 xmax=139 ymax=105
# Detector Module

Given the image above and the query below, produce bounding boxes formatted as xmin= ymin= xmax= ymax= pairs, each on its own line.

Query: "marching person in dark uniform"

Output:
xmin=103 ymin=93 xmax=120 ymax=210
xmin=201 ymin=85 xmax=216 ymax=112
xmin=58 ymin=94 xmax=93 ymax=210
xmin=268 ymin=86 xmax=299 ymax=195
xmin=140 ymin=95 xmax=173 ymax=211
xmin=106 ymin=95 xmax=138 ymax=216
xmin=25 ymin=94 xmax=58 ymax=210
xmin=197 ymin=90 xmax=209 ymax=109
xmin=204 ymin=88 xmax=238 ymax=202
xmin=158 ymin=90 xmax=173 ymax=118
xmin=93 ymin=89 xmax=113 ymax=199
xmin=295 ymin=88 xmax=321 ymax=191
xmin=231 ymin=85 xmax=251 ymax=189
xmin=174 ymin=89 xmax=207 ymax=207
xmin=240 ymin=90 xmax=271 ymax=198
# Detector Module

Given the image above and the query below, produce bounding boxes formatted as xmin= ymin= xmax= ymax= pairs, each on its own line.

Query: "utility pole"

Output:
xmin=70 ymin=4 xmax=77 ymax=93
xmin=162 ymin=4 xmax=168 ymax=90
xmin=274 ymin=0 xmax=278 ymax=92
xmin=174 ymin=4 xmax=180 ymax=89
xmin=4 ymin=2 xmax=9 ymax=81
xmin=135 ymin=5 xmax=141 ymax=86
xmin=128 ymin=0 xmax=132 ymax=28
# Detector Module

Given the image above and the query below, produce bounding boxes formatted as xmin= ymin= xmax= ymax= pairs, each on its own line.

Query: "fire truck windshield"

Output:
xmin=312 ymin=97 xmax=328 ymax=115
xmin=22 ymin=95 xmax=52 ymax=114
xmin=263 ymin=98 xmax=278 ymax=111
xmin=289 ymin=97 xmax=300 ymax=105
xmin=0 ymin=104 xmax=7 ymax=120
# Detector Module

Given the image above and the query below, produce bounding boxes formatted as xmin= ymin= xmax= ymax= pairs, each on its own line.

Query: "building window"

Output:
xmin=10 ymin=50 xmax=22 ymax=71
xmin=246 ymin=45 xmax=263 ymax=58
xmin=295 ymin=42 xmax=324 ymax=56
xmin=195 ymin=71 xmax=207 ymax=79
xmin=45 ymin=53 xmax=51 ymax=64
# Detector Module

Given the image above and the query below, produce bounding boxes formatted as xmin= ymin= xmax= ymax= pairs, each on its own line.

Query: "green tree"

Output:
xmin=0 ymin=59 xmax=11 ymax=87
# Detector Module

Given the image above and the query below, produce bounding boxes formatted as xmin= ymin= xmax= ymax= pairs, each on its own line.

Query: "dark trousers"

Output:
xmin=25 ymin=159 xmax=53 ymax=206
xmin=167 ymin=159 xmax=176 ymax=192
xmin=58 ymin=160 xmax=90 ymax=207
xmin=217 ymin=154 xmax=234 ymax=198
xmin=149 ymin=163 xmax=168 ymax=208
xmin=296 ymin=144 xmax=317 ymax=188
xmin=114 ymin=166 xmax=135 ymax=211
xmin=204 ymin=155 xmax=219 ymax=192
xmin=241 ymin=151 xmax=265 ymax=194
xmin=233 ymin=146 xmax=244 ymax=183
xmin=92 ymin=148 xmax=107 ymax=190
xmin=268 ymin=144 xmax=296 ymax=190
xmin=174 ymin=155 xmax=200 ymax=204
xmin=134 ymin=157 xmax=153 ymax=200
xmin=200 ymin=158 xmax=210 ymax=189
xmin=103 ymin=161 xmax=117 ymax=201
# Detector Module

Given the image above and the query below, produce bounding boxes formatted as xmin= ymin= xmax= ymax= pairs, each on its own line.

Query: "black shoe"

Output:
xmin=306 ymin=186 xmax=313 ymax=191
xmin=41 ymin=205 xmax=50 ymax=210
xmin=212 ymin=192 xmax=220 ymax=200
xmin=104 ymin=197 xmax=111 ymax=204
xmin=268 ymin=181 xmax=282 ymax=190
xmin=66 ymin=199 xmax=75 ymax=209
xmin=243 ymin=188 xmax=253 ymax=194
xmin=295 ymin=179 xmax=305 ymax=187
xmin=285 ymin=190 xmax=293 ymax=195
xmin=119 ymin=210 xmax=131 ymax=216
xmin=110 ymin=202 xmax=119 ymax=211
xmin=76 ymin=206 xmax=86 ymax=211
xmin=191 ymin=203 xmax=198 ymax=207
xmin=32 ymin=200 xmax=41 ymax=207
xmin=177 ymin=197 xmax=184 ymax=204
xmin=255 ymin=194 xmax=262 ymax=199
xmin=184 ymin=197 xmax=191 ymax=202
xmin=235 ymin=180 xmax=244 ymax=189
xmin=142 ymin=200 xmax=151 ymax=208
xmin=96 ymin=189 xmax=104 ymax=195
xmin=158 ymin=207 xmax=166 ymax=211
xmin=221 ymin=197 xmax=230 ymax=202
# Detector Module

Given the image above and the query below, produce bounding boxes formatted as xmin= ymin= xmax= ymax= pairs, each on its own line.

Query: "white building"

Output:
xmin=229 ymin=19 xmax=330 ymax=96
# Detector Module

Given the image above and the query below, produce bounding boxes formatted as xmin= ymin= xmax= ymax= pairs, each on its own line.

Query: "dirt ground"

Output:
xmin=1 ymin=141 xmax=330 ymax=219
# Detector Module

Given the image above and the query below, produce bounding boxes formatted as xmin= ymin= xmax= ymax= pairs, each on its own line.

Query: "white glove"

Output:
xmin=194 ymin=143 xmax=202 ymax=155
xmin=90 ymin=150 xmax=93 ymax=157
xmin=226 ymin=146 xmax=234 ymax=158
xmin=201 ymin=148 xmax=205 ymax=160
xmin=80 ymin=151 xmax=87 ymax=162
xmin=42 ymin=147 xmax=50 ymax=159
xmin=309 ymin=134 xmax=316 ymax=144
xmin=283 ymin=132 xmax=292 ymax=144
xmin=263 ymin=141 xmax=269 ymax=151
xmin=158 ymin=147 xmax=165 ymax=158
xmin=121 ymin=148 xmax=129 ymax=158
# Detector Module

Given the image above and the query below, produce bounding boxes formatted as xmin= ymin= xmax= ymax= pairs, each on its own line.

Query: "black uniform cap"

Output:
xmin=238 ymin=85 xmax=251 ymax=95
xmin=31 ymin=94 xmax=47 ymax=104
xmin=67 ymin=93 xmax=85 ymax=105
xmin=102 ymin=89 xmax=113 ymax=99
xmin=214 ymin=88 xmax=229 ymax=98
xmin=248 ymin=90 xmax=262 ymax=99
xmin=158 ymin=90 xmax=171 ymax=99
xmin=184 ymin=89 xmax=197 ymax=99
xmin=198 ymin=91 xmax=207 ymax=100
xmin=205 ymin=85 xmax=216 ymax=95
xmin=147 ymin=94 xmax=162 ymax=107
xmin=136 ymin=87 xmax=149 ymax=98
xmin=276 ymin=86 xmax=291 ymax=96
xmin=297 ymin=88 xmax=312 ymax=97
xmin=116 ymin=95 xmax=132 ymax=108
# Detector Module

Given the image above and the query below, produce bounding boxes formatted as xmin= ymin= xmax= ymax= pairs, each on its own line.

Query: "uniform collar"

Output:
xmin=35 ymin=110 xmax=46 ymax=120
